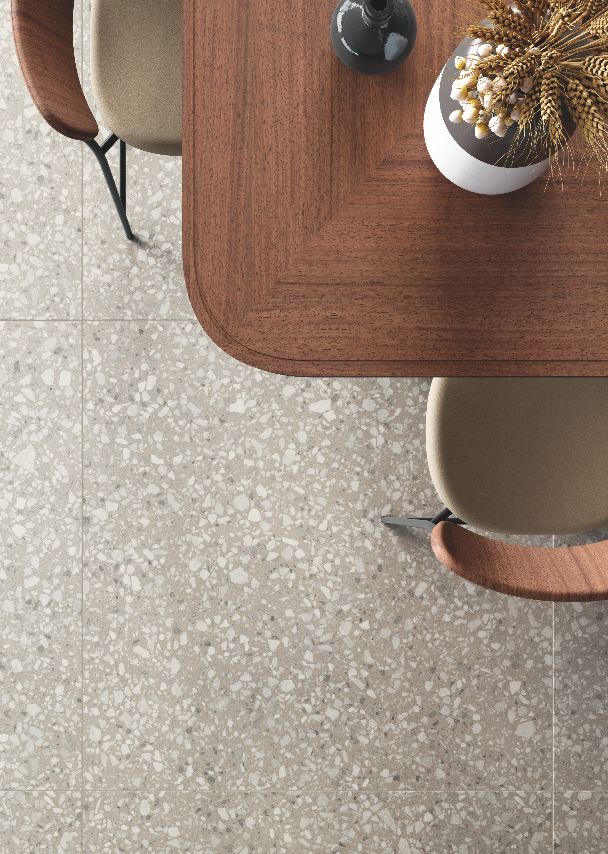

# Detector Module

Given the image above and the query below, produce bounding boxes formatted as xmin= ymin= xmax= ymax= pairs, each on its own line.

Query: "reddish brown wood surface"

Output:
xmin=12 ymin=0 xmax=98 ymax=141
xmin=432 ymin=522 xmax=608 ymax=601
xmin=183 ymin=0 xmax=608 ymax=377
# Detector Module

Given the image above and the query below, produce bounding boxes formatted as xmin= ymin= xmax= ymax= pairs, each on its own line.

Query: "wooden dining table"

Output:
xmin=183 ymin=0 xmax=608 ymax=377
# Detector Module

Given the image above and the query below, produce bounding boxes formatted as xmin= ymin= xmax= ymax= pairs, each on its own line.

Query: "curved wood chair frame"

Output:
xmin=11 ymin=0 xmax=134 ymax=239
xmin=432 ymin=520 xmax=608 ymax=602
xmin=382 ymin=511 xmax=608 ymax=602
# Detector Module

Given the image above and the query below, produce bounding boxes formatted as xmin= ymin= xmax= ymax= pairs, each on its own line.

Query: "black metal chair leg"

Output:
xmin=120 ymin=139 xmax=127 ymax=210
xmin=381 ymin=516 xmax=438 ymax=531
xmin=86 ymin=136 xmax=134 ymax=241
xmin=381 ymin=508 xmax=466 ymax=531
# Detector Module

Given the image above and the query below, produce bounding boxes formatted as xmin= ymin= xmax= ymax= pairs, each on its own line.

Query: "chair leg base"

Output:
xmin=381 ymin=508 xmax=466 ymax=531
xmin=86 ymin=136 xmax=134 ymax=241
xmin=381 ymin=516 xmax=437 ymax=531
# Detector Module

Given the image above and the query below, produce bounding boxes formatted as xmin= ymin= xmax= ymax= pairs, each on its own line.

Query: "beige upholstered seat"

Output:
xmin=90 ymin=0 xmax=182 ymax=156
xmin=426 ymin=378 xmax=608 ymax=536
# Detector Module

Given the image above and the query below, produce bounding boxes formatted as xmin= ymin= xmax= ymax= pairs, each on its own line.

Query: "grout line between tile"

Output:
xmin=552 ymin=533 xmax=556 ymax=853
xmin=80 ymin=3 xmax=85 ymax=850
xmin=0 ymin=788 xmax=555 ymax=796
xmin=0 ymin=790 xmax=86 ymax=795
xmin=4 ymin=787 xmax=587 ymax=799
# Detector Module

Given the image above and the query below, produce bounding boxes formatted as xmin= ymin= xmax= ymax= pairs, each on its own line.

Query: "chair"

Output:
xmin=11 ymin=0 xmax=182 ymax=241
xmin=382 ymin=378 xmax=608 ymax=601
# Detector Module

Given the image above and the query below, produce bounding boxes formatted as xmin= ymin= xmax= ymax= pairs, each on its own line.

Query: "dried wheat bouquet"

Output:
xmin=449 ymin=0 xmax=608 ymax=166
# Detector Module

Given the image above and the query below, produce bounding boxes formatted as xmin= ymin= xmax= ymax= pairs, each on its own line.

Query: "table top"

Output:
xmin=183 ymin=0 xmax=608 ymax=377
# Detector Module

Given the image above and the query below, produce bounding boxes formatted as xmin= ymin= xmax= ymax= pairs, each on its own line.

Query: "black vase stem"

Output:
xmin=363 ymin=0 xmax=393 ymax=26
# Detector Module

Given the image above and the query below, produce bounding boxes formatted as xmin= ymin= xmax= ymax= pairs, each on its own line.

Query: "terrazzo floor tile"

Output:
xmin=314 ymin=542 xmax=552 ymax=791
xmin=0 ymin=791 xmax=81 ymax=854
xmin=554 ymin=711 xmax=608 ymax=791
xmin=553 ymin=531 xmax=608 ymax=796
xmin=555 ymin=792 xmax=608 ymax=853
xmin=0 ymin=322 xmax=81 ymax=789
xmin=82 ymin=150 xmax=189 ymax=319
xmin=1 ymin=13 xmax=82 ymax=319
xmin=83 ymin=790 xmax=551 ymax=853
xmin=82 ymin=544 xmax=321 ymax=790
xmin=553 ymin=528 xmax=608 ymax=547
xmin=554 ymin=601 xmax=608 ymax=713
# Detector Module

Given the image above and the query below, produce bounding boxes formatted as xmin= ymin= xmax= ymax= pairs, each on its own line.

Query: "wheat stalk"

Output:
xmin=519 ymin=79 xmax=542 ymax=131
xmin=465 ymin=23 xmax=528 ymax=45
xmin=503 ymin=53 xmax=541 ymax=87
xmin=566 ymin=77 xmax=608 ymax=157
xmin=450 ymin=0 xmax=608 ymax=172
xmin=541 ymin=71 xmax=565 ymax=144
xmin=579 ymin=54 xmax=608 ymax=76
xmin=576 ymin=0 xmax=606 ymax=14
xmin=490 ymin=8 xmax=536 ymax=38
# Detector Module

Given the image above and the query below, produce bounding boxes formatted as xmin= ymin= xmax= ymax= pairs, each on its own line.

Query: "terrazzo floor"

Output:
xmin=1 ymin=2 xmax=607 ymax=852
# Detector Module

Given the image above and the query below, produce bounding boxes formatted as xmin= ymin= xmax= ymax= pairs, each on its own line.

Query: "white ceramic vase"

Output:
xmin=423 ymin=39 xmax=550 ymax=195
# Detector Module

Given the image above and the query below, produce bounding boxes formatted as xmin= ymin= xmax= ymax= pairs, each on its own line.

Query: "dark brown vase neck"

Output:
xmin=363 ymin=0 xmax=394 ymax=26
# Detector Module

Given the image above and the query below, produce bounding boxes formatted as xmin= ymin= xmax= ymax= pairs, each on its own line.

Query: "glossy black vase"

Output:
xmin=331 ymin=0 xmax=417 ymax=76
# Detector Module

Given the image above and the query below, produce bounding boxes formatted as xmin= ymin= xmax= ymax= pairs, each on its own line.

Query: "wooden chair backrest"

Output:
xmin=432 ymin=521 xmax=608 ymax=602
xmin=11 ymin=0 xmax=98 ymax=141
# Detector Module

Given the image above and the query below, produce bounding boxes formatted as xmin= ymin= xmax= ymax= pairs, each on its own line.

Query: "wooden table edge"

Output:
xmin=182 ymin=238 xmax=608 ymax=377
